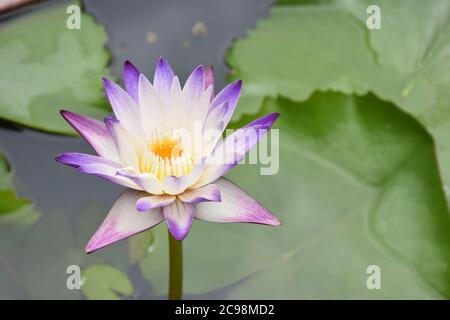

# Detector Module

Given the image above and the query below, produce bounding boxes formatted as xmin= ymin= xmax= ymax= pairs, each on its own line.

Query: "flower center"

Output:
xmin=138 ymin=134 xmax=193 ymax=180
xmin=150 ymin=137 xmax=183 ymax=159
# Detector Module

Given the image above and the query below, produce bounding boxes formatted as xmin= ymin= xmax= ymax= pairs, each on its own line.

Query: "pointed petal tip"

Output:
xmin=124 ymin=60 xmax=140 ymax=75
xmin=194 ymin=64 xmax=204 ymax=72
xmin=85 ymin=243 xmax=96 ymax=254
xmin=102 ymin=77 xmax=113 ymax=92
xmin=267 ymin=112 xmax=280 ymax=125
xmin=102 ymin=77 xmax=117 ymax=89
xmin=268 ymin=215 xmax=282 ymax=226
xmin=245 ymin=112 xmax=280 ymax=130
xmin=54 ymin=154 xmax=64 ymax=163
xmin=60 ymin=109 xmax=70 ymax=117
xmin=54 ymin=153 xmax=81 ymax=168
xmin=157 ymin=56 xmax=170 ymax=67
xmin=59 ymin=109 xmax=80 ymax=122
xmin=59 ymin=110 xmax=73 ymax=123
xmin=124 ymin=60 xmax=134 ymax=67
xmin=85 ymin=240 xmax=109 ymax=254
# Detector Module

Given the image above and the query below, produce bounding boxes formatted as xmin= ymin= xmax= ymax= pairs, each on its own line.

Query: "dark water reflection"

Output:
xmin=0 ymin=0 xmax=275 ymax=299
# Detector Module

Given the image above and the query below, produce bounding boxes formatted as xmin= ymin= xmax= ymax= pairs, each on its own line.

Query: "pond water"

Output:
xmin=0 ymin=0 xmax=275 ymax=299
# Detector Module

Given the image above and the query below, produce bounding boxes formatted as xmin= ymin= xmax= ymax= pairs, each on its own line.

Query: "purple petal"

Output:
xmin=195 ymin=178 xmax=281 ymax=225
xmin=103 ymin=77 xmax=141 ymax=134
xmin=204 ymin=65 xmax=215 ymax=95
xmin=243 ymin=112 xmax=280 ymax=129
xmin=55 ymin=153 xmax=139 ymax=189
xmin=136 ymin=195 xmax=175 ymax=212
xmin=209 ymin=80 xmax=242 ymax=112
xmin=86 ymin=190 xmax=164 ymax=253
xmin=203 ymin=101 xmax=231 ymax=133
xmin=178 ymin=184 xmax=221 ymax=203
xmin=183 ymin=65 xmax=204 ymax=105
xmin=104 ymin=117 xmax=139 ymax=168
xmin=60 ymin=111 xmax=118 ymax=162
xmin=55 ymin=152 xmax=120 ymax=168
xmin=154 ymin=57 xmax=175 ymax=97
xmin=123 ymin=61 xmax=141 ymax=102
xmin=163 ymin=200 xmax=195 ymax=241
xmin=195 ymin=113 xmax=279 ymax=187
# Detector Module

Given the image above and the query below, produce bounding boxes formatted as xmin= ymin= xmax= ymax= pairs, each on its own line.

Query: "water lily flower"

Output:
xmin=56 ymin=58 xmax=280 ymax=253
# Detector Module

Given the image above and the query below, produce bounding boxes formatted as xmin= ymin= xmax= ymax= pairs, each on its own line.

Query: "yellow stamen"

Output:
xmin=150 ymin=137 xmax=183 ymax=160
xmin=139 ymin=134 xmax=193 ymax=180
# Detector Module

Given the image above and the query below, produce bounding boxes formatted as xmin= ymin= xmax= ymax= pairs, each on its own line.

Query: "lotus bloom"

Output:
xmin=56 ymin=58 xmax=280 ymax=253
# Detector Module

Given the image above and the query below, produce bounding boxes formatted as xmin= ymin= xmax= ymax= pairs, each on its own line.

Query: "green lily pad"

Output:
xmin=227 ymin=5 xmax=377 ymax=119
xmin=0 ymin=154 xmax=30 ymax=215
xmin=82 ymin=265 xmax=133 ymax=300
xmin=0 ymin=1 xmax=111 ymax=134
xmin=140 ymin=93 xmax=450 ymax=298
xmin=227 ymin=0 xmax=450 ymax=208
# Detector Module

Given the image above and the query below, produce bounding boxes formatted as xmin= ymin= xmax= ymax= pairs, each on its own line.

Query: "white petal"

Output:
xmin=86 ymin=190 xmax=164 ymax=253
xmin=60 ymin=111 xmax=119 ymax=162
xmin=116 ymin=169 xmax=163 ymax=195
xmin=194 ymin=113 xmax=279 ymax=187
xmin=138 ymin=74 xmax=164 ymax=135
xmin=195 ymin=178 xmax=281 ymax=225
xmin=136 ymin=194 xmax=175 ymax=212
xmin=103 ymin=78 xmax=142 ymax=136
xmin=105 ymin=117 xmax=141 ymax=169
xmin=56 ymin=152 xmax=139 ymax=190
xmin=162 ymin=175 xmax=190 ymax=195
xmin=178 ymin=184 xmax=221 ymax=203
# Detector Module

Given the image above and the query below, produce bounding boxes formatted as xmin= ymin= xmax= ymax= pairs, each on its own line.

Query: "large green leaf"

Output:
xmin=140 ymin=93 xmax=450 ymax=299
xmin=82 ymin=265 xmax=133 ymax=300
xmin=0 ymin=154 xmax=30 ymax=215
xmin=334 ymin=0 xmax=450 ymax=206
xmin=227 ymin=1 xmax=450 ymax=207
xmin=0 ymin=1 xmax=111 ymax=134
xmin=227 ymin=5 xmax=377 ymax=119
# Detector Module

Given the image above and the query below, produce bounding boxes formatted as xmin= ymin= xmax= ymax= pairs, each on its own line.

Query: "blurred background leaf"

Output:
xmin=0 ymin=154 xmax=30 ymax=215
xmin=82 ymin=264 xmax=133 ymax=300
xmin=0 ymin=1 xmax=111 ymax=135
xmin=228 ymin=0 xmax=450 ymax=208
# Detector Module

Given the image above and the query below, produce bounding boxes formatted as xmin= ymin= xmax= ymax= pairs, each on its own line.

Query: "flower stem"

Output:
xmin=168 ymin=231 xmax=183 ymax=300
